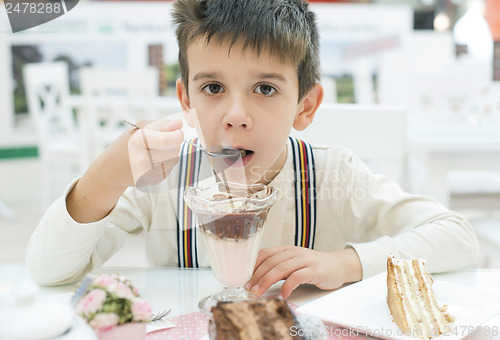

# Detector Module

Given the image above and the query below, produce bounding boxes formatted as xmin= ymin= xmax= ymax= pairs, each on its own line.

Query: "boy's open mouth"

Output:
xmin=224 ymin=149 xmax=254 ymax=167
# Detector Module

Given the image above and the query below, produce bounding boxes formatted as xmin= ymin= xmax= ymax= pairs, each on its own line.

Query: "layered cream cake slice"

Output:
xmin=387 ymin=257 xmax=454 ymax=339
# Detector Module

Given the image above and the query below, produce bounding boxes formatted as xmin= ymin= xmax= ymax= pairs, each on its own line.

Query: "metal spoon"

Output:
xmin=149 ymin=309 xmax=172 ymax=322
xmin=71 ymin=274 xmax=93 ymax=307
xmin=123 ymin=120 xmax=246 ymax=159
xmin=182 ymin=140 xmax=247 ymax=159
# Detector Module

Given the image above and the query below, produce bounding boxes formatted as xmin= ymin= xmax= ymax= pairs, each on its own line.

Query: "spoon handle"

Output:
xmin=123 ymin=120 xmax=239 ymax=159
xmin=123 ymin=120 xmax=141 ymax=129
xmin=71 ymin=274 xmax=93 ymax=307
xmin=124 ymin=120 xmax=199 ymax=149
xmin=183 ymin=139 xmax=202 ymax=150
xmin=183 ymin=140 xmax=223 ymax=157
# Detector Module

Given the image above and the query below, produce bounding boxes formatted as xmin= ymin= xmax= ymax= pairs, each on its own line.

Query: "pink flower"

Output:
xmin=74 ymin=274 xmax=152 ymax=329
xmin=90 ymin=312 xmax=119 ymax=332
xmin=94 ymin=274 xmax=116 ymax=288
xmin=74 ymin=302 xmax=84 ymax=316
xmin=113 ymin=283 xmax=135 ymax=300
xmin=80 ymin=289 xmax=106 ymax=315
xmin=131 ymin=299 xmax=152 ymax=322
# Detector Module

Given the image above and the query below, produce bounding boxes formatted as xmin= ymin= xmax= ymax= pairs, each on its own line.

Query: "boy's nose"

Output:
xmin=223 ymin=97 xmax=252 ymax=130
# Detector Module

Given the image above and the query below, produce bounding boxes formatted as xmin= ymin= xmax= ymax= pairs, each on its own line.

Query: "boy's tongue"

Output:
xmin=224 ymin=150 xmax=253 ymax=167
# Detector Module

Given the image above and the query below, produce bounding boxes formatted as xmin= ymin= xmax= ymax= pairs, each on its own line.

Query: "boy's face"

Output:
xmin=177 ymin=38 xmax=314 ymax=184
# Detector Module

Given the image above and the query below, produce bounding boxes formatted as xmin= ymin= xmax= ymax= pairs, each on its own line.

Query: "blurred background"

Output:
xmin=0 ymin=0 xmax=499 ymax=267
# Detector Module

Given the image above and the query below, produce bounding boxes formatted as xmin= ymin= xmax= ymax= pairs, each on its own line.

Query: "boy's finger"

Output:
xmin=245 ymin=253 xmax=307 ymax=294
xmin=144 ymin=118 xmax=183 ymax=132
xmin=249 ymin=256 xmax=306 ymax=296
xmin=149 ymin=148 xmax=181 ymax=165
xmin=251 ymin=248 xmax=293 ymax=283
xmin=139 ymin=129 xmax=184 ymax=151
xmin=280 ymin=267 xmax=312 ymax=299
xmin=246 ymin=247 xmax=293 ymax=289
xmin=253 ymin=246 xmax=289 ymax=269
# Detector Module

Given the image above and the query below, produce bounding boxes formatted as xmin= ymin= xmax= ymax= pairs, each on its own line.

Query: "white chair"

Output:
xmin=24 ymin=62 xmax=88 ymax=210
xmin=291 ymin=103 xmax=407 ymax=187
xmin=320 ymin=76 xmax=337 ymax=103
xmin=449 ymin=171 xmax=500 ymax=214
xmin=79 ymin=67 xmax=159 ymax=161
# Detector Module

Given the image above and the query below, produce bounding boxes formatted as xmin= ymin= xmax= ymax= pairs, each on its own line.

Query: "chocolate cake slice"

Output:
xmin=209 ymin=299 xmax=304 ymax=339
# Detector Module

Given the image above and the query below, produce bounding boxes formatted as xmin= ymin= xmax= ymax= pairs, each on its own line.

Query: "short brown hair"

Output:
xmin=172 ymin=0 xmax=320 ymax=101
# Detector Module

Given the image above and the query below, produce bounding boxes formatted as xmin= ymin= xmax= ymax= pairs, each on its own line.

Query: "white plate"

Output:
xmin=296 ymin=272 xmax=500 ymax=340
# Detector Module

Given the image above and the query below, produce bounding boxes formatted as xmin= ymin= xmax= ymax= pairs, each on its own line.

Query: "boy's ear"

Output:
xmin=292 ymin=83 xmax=324 ymax=131
xmin=176 ymin=78 xmax=195 ymax=128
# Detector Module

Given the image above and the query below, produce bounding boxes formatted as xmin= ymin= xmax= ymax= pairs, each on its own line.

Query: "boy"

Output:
xmin=27 ymin=0 xmax=478 ymax=299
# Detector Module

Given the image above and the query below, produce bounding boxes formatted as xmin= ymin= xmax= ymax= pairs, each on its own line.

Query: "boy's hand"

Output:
xmin=125 ymin=119 xmax=184 ymax=187
xmin=244 ymin=246 xmax=362 ymax=299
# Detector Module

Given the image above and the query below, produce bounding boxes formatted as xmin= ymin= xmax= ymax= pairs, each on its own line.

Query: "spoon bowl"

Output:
xmin=123 ymin=120 xmax=245 ymax=163
xmin=183 ymin=140 xmax=245 ymax=159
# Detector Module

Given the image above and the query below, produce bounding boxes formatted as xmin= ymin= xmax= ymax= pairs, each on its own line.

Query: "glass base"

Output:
xmin=199 ymin=287 xmax=263 ymax=314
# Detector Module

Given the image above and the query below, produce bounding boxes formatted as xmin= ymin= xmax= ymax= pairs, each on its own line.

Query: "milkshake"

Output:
xmin=184 ymin=182 xmax=277 ymax=313
xmin=199 ymin=212 xmax=266 ymax=288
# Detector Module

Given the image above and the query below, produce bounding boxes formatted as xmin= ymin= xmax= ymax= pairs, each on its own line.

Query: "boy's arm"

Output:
xmin=66 ymin=149 xmax=128 ymax=223
xmin=26 ymin=179 xmax=156 ymax=285
xmin=27 ymin=119 xmax=183 ymax=285
xmin=67 ymin=119 xmax=183 ymax=223
xmin=338 ymin=150 xmax=479 ymax=279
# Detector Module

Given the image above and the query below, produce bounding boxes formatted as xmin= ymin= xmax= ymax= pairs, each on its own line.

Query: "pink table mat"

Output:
xmin=147 ymin=303 xmax=367 ymax=340
xmin=147 ymin=311 xmax=210 ymax=339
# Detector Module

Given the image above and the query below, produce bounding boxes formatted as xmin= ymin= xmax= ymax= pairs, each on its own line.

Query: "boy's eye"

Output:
xmin=254 ymin=84 xmax=276 ymax=95
xmin=202 ymin=83 xmax=224 ymax=94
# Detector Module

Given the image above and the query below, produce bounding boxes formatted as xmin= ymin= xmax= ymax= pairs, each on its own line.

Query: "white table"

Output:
xmin=0 ymin=265 xmax=324 ymax=318
xmin=1 ymin=265 xmax=500 ymax=326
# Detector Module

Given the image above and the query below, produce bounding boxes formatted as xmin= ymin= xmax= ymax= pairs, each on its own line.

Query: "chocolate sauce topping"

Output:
xmin=197 ymin=210 xmax=268 ymax=240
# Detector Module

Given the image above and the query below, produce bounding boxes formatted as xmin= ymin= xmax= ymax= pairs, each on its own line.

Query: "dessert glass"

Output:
xmin=184 ymin=182 xmax=277 ymax=314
